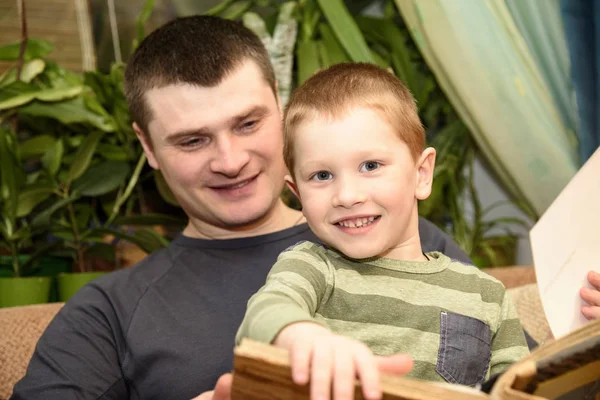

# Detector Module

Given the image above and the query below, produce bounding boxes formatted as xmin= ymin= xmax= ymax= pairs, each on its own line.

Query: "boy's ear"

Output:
xmin=415 ymin=147 xmax=436 ymax=200
xmin=133 ymin=122 xmax=159 ymax=170
xmin=284 ymin=175 xmax=301 ymax=201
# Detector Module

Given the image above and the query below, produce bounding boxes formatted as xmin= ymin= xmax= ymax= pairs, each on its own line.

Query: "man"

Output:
xmin=11 ymin=15 xmax=600 ymax=400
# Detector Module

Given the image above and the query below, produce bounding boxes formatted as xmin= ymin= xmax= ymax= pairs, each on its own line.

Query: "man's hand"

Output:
xmin=191 ymin=373 xmax=232 ymax=400
xmin=581 ymin=270 xmax=600 ymax=320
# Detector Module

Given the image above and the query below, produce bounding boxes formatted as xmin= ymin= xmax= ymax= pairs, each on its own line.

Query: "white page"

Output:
xmin=529 ymin=147 xmax=600 ymax=339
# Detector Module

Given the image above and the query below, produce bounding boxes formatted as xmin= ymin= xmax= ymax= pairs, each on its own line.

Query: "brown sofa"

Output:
xmin=0 ymin=266 xmax=550 ymax=399
xmin=0 ymin=303 xmax=64 ymax=399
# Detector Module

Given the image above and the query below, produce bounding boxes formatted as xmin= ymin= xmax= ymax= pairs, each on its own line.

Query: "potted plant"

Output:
xmin=0 ymin=36 xmax=182 ymax=301
xmin=0 ymin=124 xmax=60 ymax=306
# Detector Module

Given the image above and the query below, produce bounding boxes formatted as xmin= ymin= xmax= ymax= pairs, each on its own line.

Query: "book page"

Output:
xmin=529 ymin=147 xmax=600 ymax=339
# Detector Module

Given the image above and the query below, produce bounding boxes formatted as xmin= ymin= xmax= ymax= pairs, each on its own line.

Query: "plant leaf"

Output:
xmin=67 ymin=131 xmax=105 ymax=182
xmin=18 ymin=97 xmax=116 ymax=131
xmin=20 ymin=59 xmax=46 ymax=83
xmin=132 ymin=228 xmax=170 ymax=252
xmin=133 ymin=0 xmax=156 ymax=50
xmin=316 ymin=0 xmax=374 ymax=63
xmin=296 ymin=40 xmax=321 ymax=85
xmin=86 ymin=227 xmax=167 ymax=254
xmin=318 ymin=23 xmax=349 ymax=66
xmin=220 ymin=0 xmax=253 ymax=20
xmin=42 ymin=138 xmax=64 ymax=176
xmin=0 ymin=127 xmax=20 ymax=221
xmin=204 ymin=0 xmax=236 ymax=15
xmin=0 ymin=84 xmax=82 ymax=110
xmin=31 ymin=195 xmax=79 ymax=229
xmin=0 ymin=39 xmax=54 ymax=61
xmin=16 ymin=183 xmax=56 ymax=217
xmin=72 ymin=160 xmax=130 ymax=196
xmin=19 ymin=134 xmax=56 ymax=159
xmin=97 ymin=143 xmax=130 ymax=161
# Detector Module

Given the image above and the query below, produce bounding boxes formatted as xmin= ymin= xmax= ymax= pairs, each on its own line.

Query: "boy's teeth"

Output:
xmin=338 ymin=217 xmax=376 ymax=228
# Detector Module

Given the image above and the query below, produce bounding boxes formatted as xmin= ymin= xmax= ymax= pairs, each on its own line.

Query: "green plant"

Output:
xmin=0 ymin=124 xmax=59 ymax=277
xmin=0 ymin=40 xmax=182 ymax=273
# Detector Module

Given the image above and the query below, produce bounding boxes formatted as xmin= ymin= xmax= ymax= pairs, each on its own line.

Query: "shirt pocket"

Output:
xmin=436 ymin=311 xmax=491 ymax=387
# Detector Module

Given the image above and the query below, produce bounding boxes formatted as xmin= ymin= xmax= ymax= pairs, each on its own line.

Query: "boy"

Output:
xmin=236 ymin=63 xmax=529 ymax=400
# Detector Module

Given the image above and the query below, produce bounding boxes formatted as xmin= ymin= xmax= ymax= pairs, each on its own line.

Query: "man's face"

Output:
xmin=138 ymin=61 xmax=287 ymax=235
xmin=290 ymin=107 xmax=434 ymax=260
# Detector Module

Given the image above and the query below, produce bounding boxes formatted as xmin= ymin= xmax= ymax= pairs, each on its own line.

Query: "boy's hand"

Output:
xmin=581 ymin=270 xmax=600 ymax=320
xmin=275 ymin=322 xmax=382 ymax=400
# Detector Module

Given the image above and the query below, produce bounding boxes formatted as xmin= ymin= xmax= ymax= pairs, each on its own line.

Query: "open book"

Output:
xmin=231 ymin=318 xmax=600 ymax=399
xmin=530 ymin=147 xmax=600 ymax=338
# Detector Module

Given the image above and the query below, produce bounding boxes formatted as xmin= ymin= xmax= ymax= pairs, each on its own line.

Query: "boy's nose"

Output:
xmin=332 ymin=178 xmax=367 ymax=208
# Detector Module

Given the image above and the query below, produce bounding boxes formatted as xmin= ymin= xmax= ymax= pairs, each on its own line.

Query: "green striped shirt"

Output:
xmin=236 ymin=241 xmax=529 ymax=383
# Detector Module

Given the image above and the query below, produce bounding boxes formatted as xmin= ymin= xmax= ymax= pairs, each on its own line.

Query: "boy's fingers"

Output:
xmin=354 ymin=345 xmax=381 ymax=400
xmin=582 ymin=305 xmax=600 ymax=321
xmin=311 ymin=341 xmax=333 ymax=400
xmin=333 ymin=345 xmax=355 ymax=400
xmin=375 ymin=353 xmax=414 ymax=376
xmin=588 ymin=270 xmax=600 ymax=290
xmin=291 ymin=340 xmax=313 ymax=385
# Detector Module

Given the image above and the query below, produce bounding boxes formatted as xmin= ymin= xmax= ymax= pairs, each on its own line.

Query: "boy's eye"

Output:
xmin=311 ymin=171 xmax=333 ymax=181
xmin=360 ymin=161 xmax=380 ymax=172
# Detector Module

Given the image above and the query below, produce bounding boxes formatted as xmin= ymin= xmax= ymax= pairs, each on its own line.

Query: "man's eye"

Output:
xmin=310 ymin=171 xmax=333 ymax=181
xmin=180 ymin=137 xmax=209 ymax=148
xmin=360 ymin=161 xmax=380 ymax=172
xmin=240 ymin=120 xmax=258 ymax=132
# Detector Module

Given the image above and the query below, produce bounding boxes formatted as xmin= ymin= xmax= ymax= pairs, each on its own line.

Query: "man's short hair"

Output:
xmin=124 ymin=15 xmax=276 ymax=134
xmin=283 ymin=62 xmax=425 ymax=177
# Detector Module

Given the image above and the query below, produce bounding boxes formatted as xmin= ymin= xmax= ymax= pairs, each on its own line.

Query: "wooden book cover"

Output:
xmin=232 ymin=319 xmax=600 ymax=399
xmin=231 ymin=339 xmax=488 ymax=400
xmin=490 ymin=318 xmax=600 ymax=400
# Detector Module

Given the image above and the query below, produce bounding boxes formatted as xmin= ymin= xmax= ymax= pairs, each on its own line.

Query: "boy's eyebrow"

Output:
xmin=164 ymin=105 xmax=270 ymax=143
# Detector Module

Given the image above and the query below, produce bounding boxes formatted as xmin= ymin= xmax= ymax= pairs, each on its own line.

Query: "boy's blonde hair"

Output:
xmin=283 ymin=62 xmax=425 ymax=177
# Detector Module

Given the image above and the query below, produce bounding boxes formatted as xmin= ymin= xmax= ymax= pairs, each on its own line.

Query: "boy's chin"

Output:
xmin=332 ymin=244 xmax=381 ymax=261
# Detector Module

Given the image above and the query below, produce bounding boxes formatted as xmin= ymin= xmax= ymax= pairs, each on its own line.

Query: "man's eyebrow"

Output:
xmin=231 ymin=105 xmax=270 ymax=125
xmin=164 ymin=105 xmax=270 ymax=143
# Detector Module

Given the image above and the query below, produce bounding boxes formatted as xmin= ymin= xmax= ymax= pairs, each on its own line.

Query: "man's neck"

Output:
xmin=183 ymin=200 xmax=305 ymax=240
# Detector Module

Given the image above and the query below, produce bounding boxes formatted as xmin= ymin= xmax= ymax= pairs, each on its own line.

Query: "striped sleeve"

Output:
xmin=489 ymin=291 xmax=530 ymax=375
xmin=235 ymin=242 xmax=333 ymax=345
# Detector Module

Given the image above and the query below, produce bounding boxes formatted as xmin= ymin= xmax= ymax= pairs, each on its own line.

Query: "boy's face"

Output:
xmin=288 ymin=107 xmax=435 ymax=260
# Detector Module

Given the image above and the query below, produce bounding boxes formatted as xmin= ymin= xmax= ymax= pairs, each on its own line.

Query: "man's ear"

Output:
xmin=133 ymin=122 xmax=159 ymax=170
xmin=415 ymin=147 xmax=436 ymax=200
xmin=284 ymin=175 xmax=301 ymax=202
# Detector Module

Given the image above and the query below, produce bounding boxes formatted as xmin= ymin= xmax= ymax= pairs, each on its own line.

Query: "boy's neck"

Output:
xmin=378 ymin=232 xmax=429 ymax=262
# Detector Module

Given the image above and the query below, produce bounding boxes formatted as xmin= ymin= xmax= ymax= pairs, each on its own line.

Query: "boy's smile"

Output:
xmin=289 ymin=107 xmax=436 ymax=261
xmin=333 ymin=215 xmax=381 ymax=235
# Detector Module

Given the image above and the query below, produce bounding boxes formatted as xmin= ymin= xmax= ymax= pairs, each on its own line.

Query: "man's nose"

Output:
xmin=209 ymin=135 xmax=250 ymax=177
xmin=332 ymin=176 xmax=367 ymax=208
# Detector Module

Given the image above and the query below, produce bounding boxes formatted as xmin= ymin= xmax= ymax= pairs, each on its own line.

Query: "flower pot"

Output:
xmin=57 ymin=272 xmax=108 ymax=302
xmin=0 ymin=276 xmax=53 ymax=307
xmin=0 ymin=255 xmax=72 ymax=302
